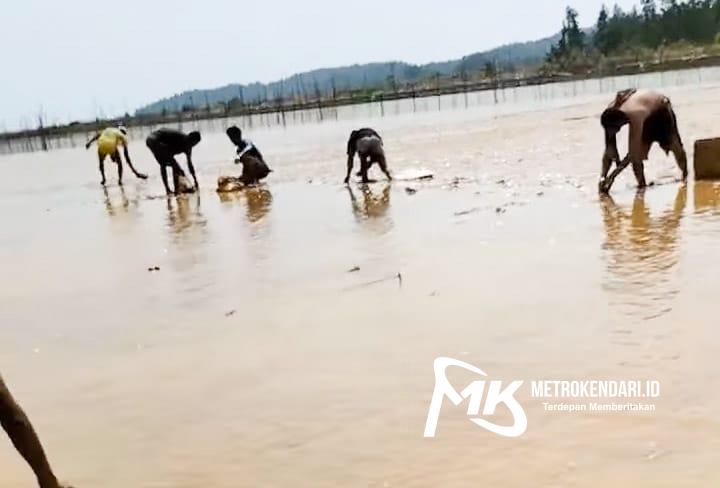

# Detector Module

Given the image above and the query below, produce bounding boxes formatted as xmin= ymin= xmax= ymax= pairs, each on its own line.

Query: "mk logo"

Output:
xmin=424 ymin=357 xmax=527 ymax=438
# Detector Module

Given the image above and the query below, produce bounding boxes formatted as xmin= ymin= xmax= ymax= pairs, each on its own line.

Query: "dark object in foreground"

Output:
xmin=694 ymin=138 xmax=720 ymax=179
xmin=0 ymin=375 xmax=70 ymax=488
xmin=345 ymin=128 xmax=392 ymax=184
xmin=146 ymin=129 xmax=202 ymax=194
xmin=599 ymin=89 xmax=687 ymax=194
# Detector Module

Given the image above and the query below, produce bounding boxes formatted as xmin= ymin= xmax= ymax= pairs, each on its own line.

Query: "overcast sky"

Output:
xmin=0 ymin=0 xmax=638 ymax=129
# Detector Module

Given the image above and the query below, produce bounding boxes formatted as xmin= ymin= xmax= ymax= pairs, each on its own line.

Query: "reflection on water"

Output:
xmin=600 ymin=186 xmax=686 ymax=321
xmin=166 ymin=194 xmax=207 ymax=238
xmin=217 ymin=186 xmax=273 ymax=223
xmin=694 ymin=181 xmax=720 ymax=215
xmin=103 ymin=186 xmax=129 ymax=216
xmin=347 ymin=183 xmax=393 ymax=235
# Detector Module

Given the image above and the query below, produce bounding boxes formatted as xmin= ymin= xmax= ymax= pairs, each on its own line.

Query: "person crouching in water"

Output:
xmin=225 ymin=126 xmax=272 ymax=185
xmin=145 ymin=129 xmax=201 ymax=195
xmin=345 ymin=128 xmax=391 ymax=184
xmin=599 ymin=89 xmax=687 ymax=194
xmin=85 ymin=125 xmax=147 ymax=186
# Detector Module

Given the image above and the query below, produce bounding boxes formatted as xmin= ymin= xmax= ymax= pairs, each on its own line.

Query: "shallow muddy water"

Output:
xmin=2 ymin=79 xmax=720 ymax=487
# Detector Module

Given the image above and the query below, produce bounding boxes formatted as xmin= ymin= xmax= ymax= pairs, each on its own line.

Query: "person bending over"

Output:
xmin=146 ymin=128 xmax=202 ymax=194
xmin=86 ymin=125 xmax=147 ymax=186
xmin=599 ymin=89 xmax=687 ymax=194
xmin=345 ymin=128 xmax=391 ymax=184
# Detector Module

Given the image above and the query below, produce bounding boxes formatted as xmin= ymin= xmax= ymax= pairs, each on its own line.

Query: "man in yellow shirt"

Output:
xmin=86 ymin=126 xmax=148 ymax=186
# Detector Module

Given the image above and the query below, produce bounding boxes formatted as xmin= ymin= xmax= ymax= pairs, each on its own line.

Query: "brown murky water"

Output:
xmin=2 ymin=80 xmax=720 ymax=487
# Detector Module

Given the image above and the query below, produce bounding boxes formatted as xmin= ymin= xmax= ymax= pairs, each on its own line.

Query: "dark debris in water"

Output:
xmin=147 ymin=266 xmax=161 ymax=272
xmin=342 ymin=272 xmax=403 ymax=291
xmin=454 ymin=207 xmax=481 ymax=217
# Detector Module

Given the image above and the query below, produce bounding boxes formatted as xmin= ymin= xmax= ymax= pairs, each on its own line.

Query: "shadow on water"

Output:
xmin=217 ymin=186 xmax=273 ymax=223
xmin=600 ymin=185 xmax=686 ymax=322
xmin=346 ymin=183 xmax=393 ymax=235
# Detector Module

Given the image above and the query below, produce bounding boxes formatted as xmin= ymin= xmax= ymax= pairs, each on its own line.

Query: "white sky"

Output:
xmin=0 ymin=0 xmax=638 ymax=129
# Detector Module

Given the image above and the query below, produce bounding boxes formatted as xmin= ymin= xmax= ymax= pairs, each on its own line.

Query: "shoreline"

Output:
xmin=4 ymin=53 xmax=720 ymax=152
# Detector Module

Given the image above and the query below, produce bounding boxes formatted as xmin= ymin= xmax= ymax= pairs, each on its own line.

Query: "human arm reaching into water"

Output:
xmin=121 ymin=142 xmax=148 ymax=180
xmin=84 ymin=132 xmax=100 ymax=149
xmin=0 ymin=375 xmax=70 ymax=488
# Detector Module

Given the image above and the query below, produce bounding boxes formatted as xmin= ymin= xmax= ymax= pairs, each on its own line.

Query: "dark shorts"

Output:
xmin=146 ymin=136 xmax=174 ymax=165
xmin=643 ymin=105 xmax=680 ymax=151
xmin=356 ymin=136 xmax=383 ymax=159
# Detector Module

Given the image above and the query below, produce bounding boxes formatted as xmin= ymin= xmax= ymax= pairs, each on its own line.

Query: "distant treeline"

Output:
xmin=135 ymin=35 xmax=561 ymax=116
xmin=547 ymin=0 xmax=720 ymax=70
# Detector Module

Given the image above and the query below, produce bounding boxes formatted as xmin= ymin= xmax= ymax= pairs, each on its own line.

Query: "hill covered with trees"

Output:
xmin=135 ymin=35 xmax=559 ymax=116
xmin=546 ymin=0 xmax=720 ymax=71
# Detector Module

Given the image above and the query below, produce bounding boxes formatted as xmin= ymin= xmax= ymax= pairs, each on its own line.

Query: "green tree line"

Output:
xmin=548 ymin=0 xmax=720 ymax=69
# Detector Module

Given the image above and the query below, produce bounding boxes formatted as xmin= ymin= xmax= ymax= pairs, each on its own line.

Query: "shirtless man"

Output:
xmin=599 ymin=89 xmax=687 ymax=194
xmin=85 ymin=126 xmax=148 ymax=186
xmin=345 ymin=128 xmax=391 ymax=184
xmin=145 ymin=129 xmax=202 ymax=194
xmin=0 ymin=375 xmax=70 ymax=488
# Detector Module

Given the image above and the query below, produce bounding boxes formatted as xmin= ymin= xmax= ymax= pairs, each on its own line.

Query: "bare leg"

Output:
xmin=172 ymin=167 xmax=181 ymax=193
xmin=377 ymin=154 xmax=392 ymax=181
xmin=344 ymin=155 xmax=354 ymax=184
xmin=160 ymin=165 xmax=173 ymax=195
xmin=632 ymin=160 xmax=647 ymax=188
xmin=668 ymin=134 xmax=688 ymax=180
xmin=98 ymin=152 xmax=107 ymax=186
xmin=360 ymin=156 xmax=370 ymax=184
xmin=112 ymin=151 xmax=123 ymax=186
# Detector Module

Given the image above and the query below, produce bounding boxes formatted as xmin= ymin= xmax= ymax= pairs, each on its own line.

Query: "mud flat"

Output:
xmin=1 ymin=82 xmax=720 ymax=487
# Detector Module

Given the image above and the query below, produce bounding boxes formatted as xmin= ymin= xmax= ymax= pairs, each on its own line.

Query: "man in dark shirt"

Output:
xmin=146 ymin=129 xmax=202 ymax=194
xmin=345 ymin=128 xmax=391 ymax=184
